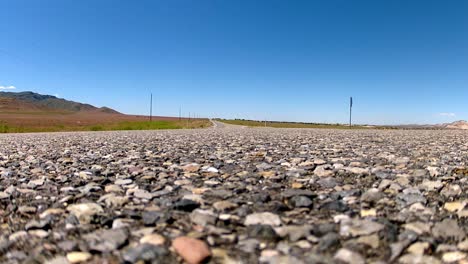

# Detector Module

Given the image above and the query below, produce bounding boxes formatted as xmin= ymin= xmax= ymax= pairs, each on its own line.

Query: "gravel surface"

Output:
xmin=0 ymin=124 xmax=467 ymax=264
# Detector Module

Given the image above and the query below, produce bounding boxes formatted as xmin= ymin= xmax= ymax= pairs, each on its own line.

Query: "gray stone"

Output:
xmin=318 ymin=232 xmax=340 ymax=251
xmin=361 ymin=188 xmax=384 ymax=202
xmin=247 ymin=225 xmax=279 ymax=242
xmin=340 ymin=219 xmax=384 ymax=237
xmin=244 ymin=212 xmax=281 ymax=226
xmin=399 ymin=254 xmax=441 ymax=264
xmin=133 ymin=189 xmax=153 ymax=200
xmin=84 ymin=228 xmax=128 ymax=252
xmin=190 ymin=209 xmax=217 ymax=226
xmin=115 ymin=178 xmax=132 ymax=185
xmin=142 ymin=211 xmax=165 ymax=226
xmin=334 ymin=248 xmax=365 ymax=264
xmin=174 ymin=199 xmax=200 ymax=212
xmin=44 ymin=256 xmax=69 ymax=264
xmin=238 ymin=239 xmax=260 ymax=253
xmin=281 ymin=189 xmax=315 ymax=198
xmin=317 ymin=177 xmax=338 ymax=188
xmin=314 ymin=165 xmax=334 ymax=177
xmin=397 ymin=188 xmax=427 ymax=207
xmin=289 ymin=196 xmax=313 ymax=208
xmin=274 ymin=225 xmax=313 ymax=242
xmin=67 ymin=203 xmax=104 ymax=224
xmin=123 ymin=244 xmax=171 ymax=263
xmin=432 ymin=219 xmax=465 ymax=241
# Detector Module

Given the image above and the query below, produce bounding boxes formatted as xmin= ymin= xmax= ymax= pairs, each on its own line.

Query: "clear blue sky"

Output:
xmin=1 ymin=0 xmax=467 ymax=124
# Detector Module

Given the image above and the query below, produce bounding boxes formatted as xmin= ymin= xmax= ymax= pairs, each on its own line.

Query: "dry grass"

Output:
xmin=0 ymin=112 xmax=211 ymax=133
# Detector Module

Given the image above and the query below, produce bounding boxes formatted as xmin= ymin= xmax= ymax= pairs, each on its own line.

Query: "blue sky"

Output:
xmin=1 ymin=0 xmax=467 ymax=124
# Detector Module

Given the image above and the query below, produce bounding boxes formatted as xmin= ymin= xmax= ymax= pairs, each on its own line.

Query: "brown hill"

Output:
xmin=444 ymin=120 xmax=468 ymax=130
xmin=0 ymin=91 xmax=121 ymax=114
xmin=0 ymin=91 xmax=129 ymax=129
xmin=0 ymin=91 xmax=188 ymax=132
xmin=0 ymin=97 xmax=48 ymax=112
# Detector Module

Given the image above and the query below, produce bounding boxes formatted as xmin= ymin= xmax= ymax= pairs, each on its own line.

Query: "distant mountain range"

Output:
xmin=439 ymin=120 xmax=468 ymax=130
xmin=394 ymin=121 xmax=467 ymax=130
xmin=0 ymin=91 xmax=120 ymax=114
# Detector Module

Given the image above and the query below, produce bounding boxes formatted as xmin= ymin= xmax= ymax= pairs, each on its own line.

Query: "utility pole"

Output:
xmin=349 ymin=97 xmax=353 ymax=127
xmin=179 ymin=106 xmax=181 ymax=121
xmin=150 ymin=93 xmax=153 ymax=122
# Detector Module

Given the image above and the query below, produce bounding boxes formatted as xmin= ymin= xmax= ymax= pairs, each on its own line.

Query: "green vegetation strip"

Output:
xmin=0 ymin=120 xmax=211 ymax=133
xmin=217 ymin=119 xmax=394 ymax=129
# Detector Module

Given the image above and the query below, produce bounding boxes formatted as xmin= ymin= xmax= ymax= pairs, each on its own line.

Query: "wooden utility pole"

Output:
xmin=150 ymin=93 xmax=153 ymax=122
xmin=349 ymin=97 xmax=353 ymax=127
xmin=179 ymin=106 xmax=181 ymax=121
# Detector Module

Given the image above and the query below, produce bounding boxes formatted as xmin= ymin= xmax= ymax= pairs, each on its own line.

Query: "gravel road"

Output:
xmin=0 ymin=126 xmax=467 ymax=264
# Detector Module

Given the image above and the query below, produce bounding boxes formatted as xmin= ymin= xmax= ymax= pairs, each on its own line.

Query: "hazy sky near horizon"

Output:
xmin=1 ymin=0 xmax=467 ymax=124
